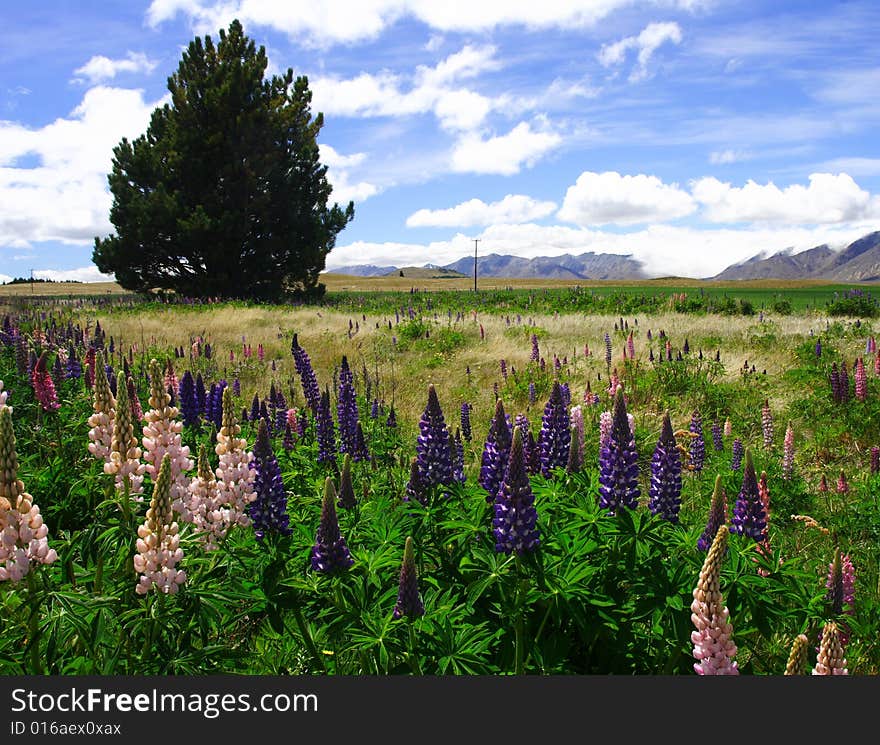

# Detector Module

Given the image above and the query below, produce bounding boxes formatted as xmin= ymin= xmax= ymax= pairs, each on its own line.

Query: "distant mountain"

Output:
xmin=390 ymin=266 xmax=468 ymax=278
xmin=442 ymin=251 xmax=647 ymax=280
xmin=712 ymin=231 xmax=880 ymax=281
xmin=324 ymin=264 xmax=399 ymax=276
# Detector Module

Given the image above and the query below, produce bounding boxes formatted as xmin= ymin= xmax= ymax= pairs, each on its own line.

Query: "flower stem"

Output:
xmin=26 ymin=571 xmax=43 ymax=674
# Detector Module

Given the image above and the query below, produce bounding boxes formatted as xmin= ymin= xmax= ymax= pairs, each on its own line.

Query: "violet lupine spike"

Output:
xmin=336 ymin=355 xmax=359 ymax=456
xmin=386 ymin=406 xmax=397 ymax=429
xmin=691 ymin=524 xmax=739 ymax=675
xmin=195 ymin=373 xmax=207 ymax=417
xmin=565 ymin=425 xmax=582 ymax=474
xmin=404 ymin=457 xmax=428 ymax=505
xmin=854 ymin=357 xmax=867 ymax=402
xmin=839 ymin=363 xmax=850 ymax=403
xmin=460 ymin=402 xmax=472 ymax=442
xmin=648 ymin=412 xmax=682 ymax=523
xmin=530 ymin=334 xmax=539 ymax=363
xmin=626 ymin=332 xmax=635 ymax=360
xmin=249 ymin=393 xmax=260 ymax=423
xmin=711 ymin=419 xmax=723 ymax=451
xmin=316 ymin=389 xmax=337 ymax=466
xmin=31 ymin=351 xmax=60 ymax=412
xmin=370 ymin=399 xmax=379 ymax=419
xmin=830 ymin=363 xmax=841 ymax=403
xmin=814 ymin=338 xmax=822 ymax=358
xmin=178 ymin=371 xmax=199 ymax=428
xmin=826 ymin=550 xmax=855 ymax=617
xmin=337 ymin=453 xmax=357 ymax=510
xmin=569 ymin=405 xmax=584 ymax=465
xmin=415 ymin=384 xmax=454 ymax=489
xmin=393 ymin=536 xmax=424 ymax=620
xmin=311 ymin=478 xmax=354 ymax=573
xmin=282 ymin=422 xmax=294 ymax=452
xmin=782 ymin=422 xmax=795 ymax=480
xmin=697 ymin=475 xmax=728 ymax=551
xmin=812 ymin=621 xmax=848 ymax=675
xmin=538 ymin=381 xmax=571 ymax=477
xmin=353 ymin=420 xmax=369 ymax=462
xmin=247 ymin=418 xmax=291 ymax=540
xmin=730 ymin=450 xmax=767 ymax=541
xmin=493 ymin=427 xmax=541 ymax=555
xmin=291 ymin=333 xmax=321 ymax=413
xmin=598 ymin=387 xmax=639 ymax=515
xmin=480 ymin=398 xmax=513 ymax=503
xmin=528 ymin=382 xmax=536 ymax=406
xmin=688 ymin=410 xmax=705 ymax=473
xmin=526 ymin=430 xmax=541 ymax=475
xmin=65 ymin=344 xmax=81 ymax=380
xmin=731 ymin=438 xmax=744 ymax=471
xmin=452 ymin=428 xmax=466 ymax=484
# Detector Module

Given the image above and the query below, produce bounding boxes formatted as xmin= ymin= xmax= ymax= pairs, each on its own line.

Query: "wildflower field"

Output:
xmin=0 ymin=283 xmax=878 ymax=675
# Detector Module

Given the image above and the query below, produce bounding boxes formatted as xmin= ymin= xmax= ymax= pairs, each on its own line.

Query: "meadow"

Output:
xmin=0 ymin=278 xmax=877 ymax=675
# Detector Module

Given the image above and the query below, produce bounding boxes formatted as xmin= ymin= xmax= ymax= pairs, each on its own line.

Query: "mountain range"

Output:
xmin=326 ymin=231 xmax=880 ymax=282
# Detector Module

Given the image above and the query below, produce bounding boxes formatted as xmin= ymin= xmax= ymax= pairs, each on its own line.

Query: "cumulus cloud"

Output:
xmin=451 ymin=121 xmax=562 ymax=175
xmin=72 ymin=53 xmax=158 ymax=85
xmin=406 ymin=194 xmax=557 ymax=228
xmin=692 ymin=172 xmax=878 ymax=224
xmin=319 ymin=145 xmax=379 ymax=204
xmin=598 ymin=21 xmax=682 ymax=81
xmin=34 ymin=267 xmax=116 ymax=283
xmin=558 ymin=171 xmax=696 ymax=226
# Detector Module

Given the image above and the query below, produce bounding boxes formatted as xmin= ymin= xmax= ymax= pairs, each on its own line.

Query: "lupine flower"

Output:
xmin=494 ymin=428 xmax=540 ymax=554
xmin=84 ymin=347 xmax=97 ymax=388
xmin=452 ymin=428 xmax=466 ymax=483
xmin=565 ymin=425 xmax=582 ymax=473
xmin=0 ymin=380 xmax=7 ymax=407
xmin=336 ymin=355 xmax=359 ymax=456
xmin=134 ymin=453 xmax=186 ymax=595
xmin=104 ymin=376 xmax=145 ymax=500
xmin=386 ymin=406 xmax=397 ymax=428
xmin=730 ymin=450 xmax=767 ymax=540
xmin=247 ymin=418 xmax=291 ymax=540
xmin=723 ymin=418 xmax=732 ymax=437
xmin=480 ymin=399 xmax=513 ymax=502
xmin=87 ymin=350 xmax=115 ymax=463
xmin=570 ymin=405 xmax=585 ymax=464
xmin=711 ymin=419 xmax=723 ymax=451
xmin=530 ymin=334 xmax=539 ymax=362
xmin=416 ymin=384 xmax=454 ymax=489
xmin=316 ymin=388 xmax=337 ymax=465
xmin=291 ymin=334 xmax=321 ymax=413
xmin=761 ymin=399 xmax=773 ymax=448
xmin=370 ymin=398 xmax=379 ymax=419
xmin=598 ymin=387 xmax=639 ymax=515
xmin=839 ymin=362 xmax=850 ymax=403
xmin=282 ymin=422 xmax=295 ymax=452
xmin=871 ymin=445 xmax=879 ymax=475
xmin=31 ymin=351 xmax=60 ymax=412
xmin=539 ymin=381 xmax=571 ymax=477
xmin=337 ymin=453 xmax=357 ymax=510
xmin=142 ymin=358 xmax=193 ymax=511
xmin=698 ymin=475 xmax=728 ymax=551
xmin=163 ymin=359 xmax=178 ymax=406
xmin=648 ymin=412 xmax=682 ymax=523
xmin=782 ymin=422 xmax=795 ymax=479
xmin=183 ymin=443 xmax=227 ymax=551
xmin=51 ymin=353 xmax=65 ymax=390
xmin=311 ymin=477 xmax=354 ymax=573
xmin=830 ymin=363 xmax=841 ymax=403
xmin=404 ymin=457 xmax=428 ymax=505
xmin=393 ymin=536 xmax=424 ymax=620
xmin=826 ymin=550 xmax=855 ymax=617
xmin=691 ymin=524 xmax=738 ymax=675
xmin=65 ymin=344 xmax=82 ymax=380
xmin=195 ymin=373 xmax=207 ymax=417
xmin=249 ymin=393 xmax=260 ymax=424
xmin=854 ymin=356 xmax=867 ymax=402
xmin=875 ymin=354 xmax=880 ymax=377
xmin=214 ymin=387 xmax=256 ymax=536
xmin=626 ymin=331 xmax=635 ymax=360
xmin=604 ymin=332 xmax=612 ymax=368
xmin=812 ymin=621 xmax=847 ymax=675
xmin=0 ymin=405 xmax=57 ymax=581
xmin=784 ymin=634 xmax=810 ymax=675
xmin=353 ymin=420 xmax=370 ymax=463
xmin=460 ymin=402 xmax=472 ymax=442
xmin=818 ymin=474 xmax=828 ymax=492
xmin=14 ymin=334 xmax=28 ymax=376
xmin=815 ymin=338 xmax=822 ymax=357
xmin=599 ymin=410 xmax=613 ymax=448
xmin=836 ymin=470 xmax=849 ymax=494
xmin=126 ymin=375 xmax=143 ymax=422
xmin=688 ymin=410 xmax=705 ymax=473
xmin=178 ymin=371 xmax=199 ymax=428
xmin=731 ymin=438 xmax=744 ymax=471
xmin=209 ymin=380 xmax=227 ymax=430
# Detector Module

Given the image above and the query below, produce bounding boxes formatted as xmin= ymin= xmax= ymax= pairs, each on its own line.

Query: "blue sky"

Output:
xmin=2 ymin=0 xmax=879 ymax=281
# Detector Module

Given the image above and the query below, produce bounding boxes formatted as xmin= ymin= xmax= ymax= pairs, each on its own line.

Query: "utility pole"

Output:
xmin=473 ymin=238 xmax=480 ymax=292
xmin=30 ymin=269 xmax=34 ymax=295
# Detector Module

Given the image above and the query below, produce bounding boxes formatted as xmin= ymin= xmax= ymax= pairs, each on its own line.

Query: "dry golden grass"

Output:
xmin=0 ymin=281 xmax=126 ymax=296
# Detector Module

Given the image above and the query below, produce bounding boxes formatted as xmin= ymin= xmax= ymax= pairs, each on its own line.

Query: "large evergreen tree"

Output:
xmin=93 ymin=20 xmax=354 ymax=300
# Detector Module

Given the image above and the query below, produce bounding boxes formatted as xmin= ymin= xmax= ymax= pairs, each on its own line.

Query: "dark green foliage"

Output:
xmin=92 ymin=19 xmax=354 ymax=301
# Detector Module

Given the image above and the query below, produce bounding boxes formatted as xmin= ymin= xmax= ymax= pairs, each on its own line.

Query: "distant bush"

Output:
xmin=827 ymin=288 xmax=879 ymax=318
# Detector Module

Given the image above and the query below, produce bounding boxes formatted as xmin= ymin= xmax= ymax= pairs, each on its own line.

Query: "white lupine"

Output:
xmin=104 ymin=374 xmax=145 ymax=500
xmin=215 ymin=387 xmax=256 ymax=530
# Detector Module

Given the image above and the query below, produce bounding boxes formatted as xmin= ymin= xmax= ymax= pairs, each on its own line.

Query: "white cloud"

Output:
xmin=558 ymin=171 xmax=696 ymax=226
xmin=406 ymin=194 xmax=557 ymax=227
xmin=598 ymin=21 xmax=682 ymax=82
xmin=451 ymin=121 xmax=562 ymax=175
xmin=319 ymin=145 xmax=379 ymax=204
xmin=709 ymin=149 xmax=752 ymax=165
xmin=34 ymin=267 xmax=116 ymax=283
xmin=0 ymin=86 xmax=167 ymax=249
xmin=147 ymin=1 xmax=706 ymax=46
xmin=424 ymin=34 xmax=444 ymax=52
xmin=692 ymin=172 xmax=879 ymax=224
xmin=73 ymin=53 xmax=158 ymax=84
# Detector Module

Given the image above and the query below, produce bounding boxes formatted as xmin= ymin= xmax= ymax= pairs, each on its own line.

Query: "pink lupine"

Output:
xmin=818 ymin=474 xmax=828 ymax=492
xmin=781 ymin=422 xmax=794 ymax=480
xmin=723 ymin=418 xmax=732 ymax=437
xmin=258 ymin=343 xmax=264 ymax=362
xmin=142 ymin=359 xmax=193 ymax=517
xmin=134 ymin=453 xmax=186 ymax=595
xmin=854 ymin=357 xmax=867 ymax=402
xmin=31 ymin=351 xmax=60 ymax=412
xmin=182 ymin=444 xmax=228 ymax=551
xmin=626 ymin=331 xmax=635 ymax=360
xmin=761 ymin=399 xmax=773 ymax=448
xmin=87 ymin=350 xmax=115 ymax=464
xmin=0 ymin=405 xmax=57 ymax=581
xmin=691 ymin=524 xmax=739 ymax=675
xmin=812 ymin=621 xmax=848 ymax=675
xmin=875 ymin=354 xmax=880 ymax=376
xmin=607 ymin=368 xmax=620 ymax=398
xmin=163 ymin=359 xmax=178 ymax=402
xmin=836 ymin=470 xmax=849 ymax=494
xmin=104 ymin=376 xmax=145 ymax=500
xmin=214 ymin=387 xmax=256 ymax=532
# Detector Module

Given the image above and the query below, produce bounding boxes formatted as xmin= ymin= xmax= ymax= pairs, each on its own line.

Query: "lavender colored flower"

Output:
xmin=815 ymin=338 xmax=822 ymax=357
xmin=530 ymin=334 xmax=539 ymax=363
xmin=480 ymin=398 xmax=513 ymax=502
xmin=839 ymin=363 xmax=850 ymax=404
xmin=371 ymin=398 xmax=379 ymax=419
xmin=404 ymin=457 xmax=428 ymax=505
xmin=195 ymin=373 xmax=207 ymax=417
xmin=291 ymin=333 xmax=321 ymax=413
xmin=451 ymin=428 xmax=466 ymax=483
xmin=353 ymin=420 xmax=369 ymax=462
xmin=830 ymin=363 xmax=841 ymax=403
xmin=538 ymin=381 xmax=571 ymax=477
xmin=460 ymin=402 xmax=472 ymax=442
xmin=415 ymin=384 xmax=454 ymax=489
xmin=337 ymin=355 xmax=359 ymax=456
xmin=386 ymin=406 xmax=397 ymax=429
xmin=337 ymin=453 xmax=357 ymax=510
xmin=494 ymin=428 xmax=540 ymax=554
xmin=247 ymin=418 xmax=291 ymax=540
xmin=65 ymin=344 xmax=82 ymax=380
xmin=232 ymin=377 xmax=241 ymax=397
xmin=730 ymin=450 xmax=767 ymax=541
xmin=311 ymin=478 xmax=354 ymax=573
xmin=565 ymin=425 xmax=582 ymax=474
xmin=648 ymin=412 xmax=682 ymax=523
xmin=731 ymin=438 xmax=744 ymax=470
xmin=249 ymin=392 xmax=260 ymax=423
xmin=178 ymin=371 xmax=199 ymax=428
xmin=282 ymin=422 xmax=295 ymax=452
xmin=711 ymin=419 xmax=723 ymax=451
xmin=393 ymin=536 xmax=424 ymax=620
xmin=826 ymin=549 xmax=856 ymax=618
xmin=698 ymin=475 xmax=728 ymax=551
xmin=689 ymin=410 xmax=705 ymax=473
xmin=560 ymin=382 xmax=571 ymax=408
xmin=528 ymin=382 xmax=536 ymax=406
xmin=316 ymin=388 xmax=337 ymax=465
xmin=210 ymin=380 xmax=227 ymax=430
xmin=598 ymin=387 xmax=639 ymax=515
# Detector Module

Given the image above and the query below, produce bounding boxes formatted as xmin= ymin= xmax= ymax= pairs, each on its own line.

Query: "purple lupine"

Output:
xmin=386 ymin=406 xmax=397 ymax=429
xmin=815 ymin=338 xmax=822 ymax=357
xmin=560 ymin=382 xmax=571 ymax=408
xmin=500 ymin=358 xmax=508 ymax=381
xmin=249 ymin=393 xmax=260 ymax=423
xmin=526 ymin=430 xmax=541 ymax=475
xmin=316 ymin=388 xmax=337 ymax=465
xmin=528 ymin=382 xmax=536 ymax=406
xmin=538 ymin=381 xmax=571 ymax=477
xmin=648 ymin=412 xmax=682 ymax=523
xmin=291 ymin=333 xmax=321 ymax=413
xmin=530 ymin=334 xmax=540 ymax=363
xmin=711 ymin=419 xmax=723 ymax=451
xmin=730 ymin=450 xmax=767 ymax=541
xmin=370 ymin=398 xmax=379 ymax=419
xmin=604 ymin=332 xmax=612 ymax=369
xmin=404 ymin=457 xmax=428 ymax=505
xmin=698 ymin=475 xmax=728 ymax=551
xmin=106 ymin=364 xmax=117 ymax=397
xmin=210 ymin=380 xmax=227 ymax=430
xmin=65 ymin=344 xmax=82 ymax=379
xmin=494 ymin=428 xmax=540 ymax=554
xmin=731 ymin=438 xmax=744 ymax=470
xmin=761 ymin=400 xmax=773 ymax=448
xmin=275 ymin=391 xmax=288 ymax=433
xmin=598 ymin=387 xmax=640 ymax=515
xmin=178 ymin=370 xmax=199 ymax=428
xmin=337 ymin=453 xmax=357 ymax=510
xmin=565 ymin=425 xmax=582 ymax=474
xmin=451 ymin=428 xmax=466 ymax=483
xmin=392 ymin=536 xmax=424 ymax=620
xmin=311 ymin=478 xmax=354 ymax=573
xmin=247 ymin=418 xmax=292 ymax=540
xmin=232 ymin=377 xmax=241 ymax=397
xmin=871 ymin=446 xmax=879 ymax=475
xmin=336 ymin=355 xmax=359 ymax=456
xmin=830 ymin=363 xmax=841 ymax=403
xmin=839 ymin=363 xmax=850 ymax=403
xmin=195 ymin=373 xmax=207 ymax=417
xmin=480 ymin=398 xmax=514 ymax=503
xmin=689 ymin=410 xmax=705 ymax=473
xmin=282 ymin=422 xmax=295 ymax=452
xmin=353 ymin=420 xmax=369 ymax=462
xmin=460 ymin=402 xmax=472 ymax=442
xmin=51 ymin=353 xmax=64 ymax=390
xmin=416 ymin=384 xmax=454 ymax=489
